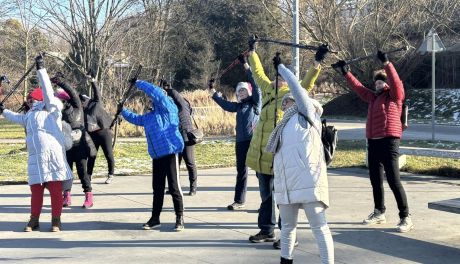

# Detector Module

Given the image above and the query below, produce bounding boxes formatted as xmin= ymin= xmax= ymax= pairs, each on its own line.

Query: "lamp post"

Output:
xmin=417 ymin=28 xmax=445 ymax=141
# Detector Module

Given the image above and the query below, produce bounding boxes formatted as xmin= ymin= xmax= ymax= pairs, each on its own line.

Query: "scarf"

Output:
xmin=265 ymin=105 xmax=298 ymax=154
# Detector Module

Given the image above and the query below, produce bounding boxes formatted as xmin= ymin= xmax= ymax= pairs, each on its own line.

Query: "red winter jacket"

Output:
xmin=345 ymin=63 xmax=404 ymax=139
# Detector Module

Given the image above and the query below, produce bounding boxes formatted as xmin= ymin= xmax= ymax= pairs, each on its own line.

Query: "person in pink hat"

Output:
xmin=209 ymin=54 xmax=261 ymax=210
xmin=51 ymin=73 xmax=96 ymax=209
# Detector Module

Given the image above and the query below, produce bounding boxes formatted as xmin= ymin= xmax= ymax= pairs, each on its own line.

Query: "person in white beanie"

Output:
xmin=209 ymin=54 xmax=261 ymax=210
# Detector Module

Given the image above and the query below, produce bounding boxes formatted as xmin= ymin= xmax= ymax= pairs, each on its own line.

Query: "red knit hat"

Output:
xmin=28 ymin=88 xmax=43 ymax=101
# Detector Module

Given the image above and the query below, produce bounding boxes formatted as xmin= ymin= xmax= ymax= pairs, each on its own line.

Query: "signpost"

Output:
xmin=417 ymin=28 xmax=445 ymax=141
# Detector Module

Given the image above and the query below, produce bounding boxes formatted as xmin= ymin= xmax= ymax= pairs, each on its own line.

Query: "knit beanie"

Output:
xmin=28 ymin=88 xmax=43 ymax=101
xmin=235 ymin=82 xmax=252 ymax=97
xmin=55 ymin=88 xmax=70 ymax=101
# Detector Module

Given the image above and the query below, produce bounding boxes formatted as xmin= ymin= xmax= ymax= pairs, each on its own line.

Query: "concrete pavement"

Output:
xmin=0 ymin=167 xmax=459 ymax=264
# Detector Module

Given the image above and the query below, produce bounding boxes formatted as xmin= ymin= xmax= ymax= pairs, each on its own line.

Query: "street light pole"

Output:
xmin=292 ymin=0 xmax=299 ymax=79
xmin=431 ymin=32 xmax=436 ymax=141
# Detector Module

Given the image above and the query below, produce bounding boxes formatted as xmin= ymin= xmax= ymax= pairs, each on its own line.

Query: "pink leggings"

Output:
xmin=30 ymin=181 xmax=63 ymax=218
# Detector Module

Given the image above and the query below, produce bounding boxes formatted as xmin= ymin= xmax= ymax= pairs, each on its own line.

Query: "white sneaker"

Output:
xmin=105 ymin=175 xmax=114 ymax=184
xmin=363 ymin=209 xmax=386 ymax=225
xmin=397 ymin=216 xmax=414 ymax=233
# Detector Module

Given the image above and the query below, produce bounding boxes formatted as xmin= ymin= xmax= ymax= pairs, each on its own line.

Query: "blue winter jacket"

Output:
xmin=212 ymin=69 xmax=261 ymax=142
xmin=121 ymin=80 xmax=184 ymax=159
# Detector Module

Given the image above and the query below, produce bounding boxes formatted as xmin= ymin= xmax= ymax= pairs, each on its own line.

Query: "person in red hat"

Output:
xmin=0 ymin=55 xmax=73 ymax=232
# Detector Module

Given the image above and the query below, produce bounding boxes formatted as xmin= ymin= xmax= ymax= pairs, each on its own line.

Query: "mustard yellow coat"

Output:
xmin=246 ymin=52 xmax=321 ymax=175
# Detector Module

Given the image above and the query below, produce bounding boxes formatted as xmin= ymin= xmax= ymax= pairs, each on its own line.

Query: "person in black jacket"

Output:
xmin=80 ymin=74 xmax=115 ymax=184
xmin=163 ymin=82 xmax=198 ymax=196
xmin=51 ymin=74 xmax=95 ymax=209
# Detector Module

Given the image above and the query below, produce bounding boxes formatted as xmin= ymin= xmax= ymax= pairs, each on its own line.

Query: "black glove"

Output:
xmin=237 ymin=54 xmax=247 ymax=64
xmin=0 ymin=103 xmax=4 ymax=114
xmin=129 ymin=78 xmax=137 ymax=85
xmin=208 ymin=78 xmax=215 ymax=89
xmin=334 ymin=60 xmax=350 ymax=75
xmin=273 ymin=53 xmax=282 ymax=70
xmin=0 ymin=75 xmax=10 ymax=84
xmin=116 ymin=102 xmax=124 ymax=113
xmin=248 ymin=34 xmax=258 ymax=51
xmin=315 ymin=44 xmax=329 ymax=62
xmin=35 ymin=54 xmax=45 ymax=70
xmin=377 ymin=50 xmax=389 ymax=63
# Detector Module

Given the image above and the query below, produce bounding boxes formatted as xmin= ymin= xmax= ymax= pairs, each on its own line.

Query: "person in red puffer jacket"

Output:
xmin=335 ymin=50 xmax=414 ymax=233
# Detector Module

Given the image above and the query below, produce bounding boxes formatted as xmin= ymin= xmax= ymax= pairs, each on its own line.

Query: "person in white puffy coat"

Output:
xmin=265 ymin=59 xmax=334 ymax=264
xmin=0 ymin=55 xmax=72 ymax=232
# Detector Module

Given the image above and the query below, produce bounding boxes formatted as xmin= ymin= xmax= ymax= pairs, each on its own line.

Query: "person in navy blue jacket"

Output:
xmin=119 ymin=78 xmax=185 ymax=231
xmin=210 ymin=54 xmax=261 ymax=210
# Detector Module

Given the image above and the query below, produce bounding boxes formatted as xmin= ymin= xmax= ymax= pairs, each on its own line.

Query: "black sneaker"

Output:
xmin=189 ymin=187 xmax=196 ymax=196
xmin=249 ymin=231 xmax=276 ymax=243
xmin=142 ymin=217 xmax=161 ymax=230
xmin=273 ymin=239 xmax=299 ymax=249
xmin=174 ymin=216 xmax=184 ymax=232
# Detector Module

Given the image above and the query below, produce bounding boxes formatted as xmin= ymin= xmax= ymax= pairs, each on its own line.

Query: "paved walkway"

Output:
xmin=0 ymin=167 xmax=459 ymax=263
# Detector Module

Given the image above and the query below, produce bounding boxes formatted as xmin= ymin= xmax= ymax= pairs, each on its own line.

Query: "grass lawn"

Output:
xmin=1 ymin=139 xmax=459 ymax=184
xmin=0 ymin=118 xmax=25 ymax=139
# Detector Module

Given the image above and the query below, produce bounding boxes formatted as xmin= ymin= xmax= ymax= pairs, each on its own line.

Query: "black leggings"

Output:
xmin=367 ymin=137 xmax=409 ymax=218
xmin=87 ymin=129 xmax=115 ymax=175
xmin=66 ymin=144 xmax=92 ymax=193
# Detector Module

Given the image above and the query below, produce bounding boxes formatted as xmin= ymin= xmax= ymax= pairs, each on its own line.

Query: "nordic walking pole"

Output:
xmin=110 ymin=64 xmax=143 ymax=129
xmin=1 ymin=64 xmax=35 ymax=105
xmin=274 ymin=52 xmax=281 ymax=128
xmin=256 ymin=37 xmax=339 ymax=54
xmin=331 ymin=46 xmax=409 ymax=68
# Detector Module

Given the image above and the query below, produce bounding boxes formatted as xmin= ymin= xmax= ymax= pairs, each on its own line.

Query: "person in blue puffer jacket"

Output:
xmin=209 ymin=54 xmax=261 ymax=211
xmin=118 ymin=78 xmax=185 ymax=231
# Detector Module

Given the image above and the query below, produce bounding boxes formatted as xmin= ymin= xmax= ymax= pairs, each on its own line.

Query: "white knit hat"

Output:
xmin=235 ymin=82 xmax=252 ymax=97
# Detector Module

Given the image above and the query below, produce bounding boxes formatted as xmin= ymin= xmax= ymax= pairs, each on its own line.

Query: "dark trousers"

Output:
xmin=257 ymin=172 xmax=281 ymax=234
xmin=66 ymin=144 xmax=92 ymax=193
xmin=368 ymin=137 xmax=409 ymax=218
xmin=179 ymin=145 xmax=197 ymax=189
xmin=87 ymin=129 xmax=115 ymax=175
xmin=152 ymin=154 xmax=184 ymax=219
xmin=234 ymin=140 xmax=251 ymax=204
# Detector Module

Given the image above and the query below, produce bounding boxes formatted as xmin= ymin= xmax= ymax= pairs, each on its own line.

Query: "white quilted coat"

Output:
xmin=273 ymin=64 xmax=329 ymax=207
xmin=2 ymin=69 xmax=73 ymax=185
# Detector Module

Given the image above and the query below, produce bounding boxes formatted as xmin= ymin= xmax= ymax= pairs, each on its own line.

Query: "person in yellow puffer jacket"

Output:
xmin=246 ymin=38 xmax=329 ymax=246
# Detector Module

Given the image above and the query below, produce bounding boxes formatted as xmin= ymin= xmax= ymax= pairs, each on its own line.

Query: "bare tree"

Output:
xmin=36 ymin=0 xmax=140 ymax=90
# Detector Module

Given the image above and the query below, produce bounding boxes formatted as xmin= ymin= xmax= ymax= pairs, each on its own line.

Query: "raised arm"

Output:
xmin=90 ymin=81 xmax=102 ymax=102
xmin=278 ymin=64 xmax=316 ymax=122
xmin=135 ymin=80 xmax=175 ymax=112
xmin=247 ymin=68 xmax=261 ymax=113
xmin=55 ymin=81 xmax=82 ymax=109
xmin=121 ymin=108 xmax=145 ymax=126
xmin=248 ymin=51 xmax=273 ymax=96
xmin=384 ymin=62 xmax=404 ymax=101
xmin=2 ymin=109 xmax=26 ymax=127
xmin=300 ymin=63 xmax=321 ymax=92
xmin=345 ymin=72 xmax=376 ymax=103
xmin=212 ymin=93 xmax=238 ymax=112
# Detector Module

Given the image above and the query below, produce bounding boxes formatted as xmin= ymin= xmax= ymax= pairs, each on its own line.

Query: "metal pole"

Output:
xmin=431 ymin=32 xmax=436 ymax=141
xmin=292 ymin=0 xmax=299 ymax=78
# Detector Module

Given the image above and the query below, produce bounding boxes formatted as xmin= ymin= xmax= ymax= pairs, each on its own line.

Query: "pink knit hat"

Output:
xmin=54 ymin=88 xmax=70 ymax=101
xmin=235 ymin=82 xmax=252 ymax=97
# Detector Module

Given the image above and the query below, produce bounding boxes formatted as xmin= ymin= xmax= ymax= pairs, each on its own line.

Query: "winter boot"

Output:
xmin=51 ymin=217 xmax=61 ymax=232
xmin=281 ymin=257 xmax=293 ymax=264
xmin=63 ymin=190 xmax=71 ymax=207
xmin=24 ymin=216 xmax=40 ymax=232
xmin=82 ymin=192 xmax=94 ymax=209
